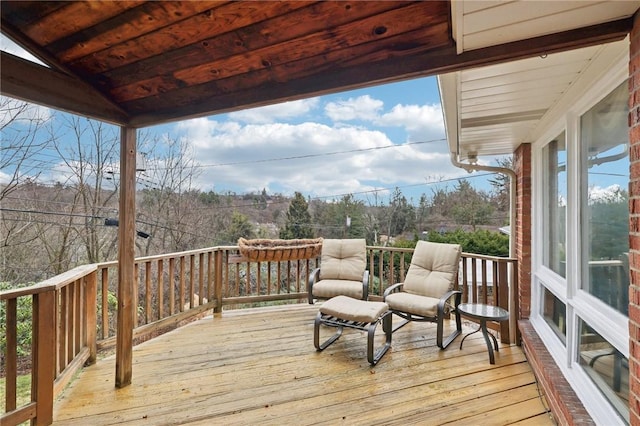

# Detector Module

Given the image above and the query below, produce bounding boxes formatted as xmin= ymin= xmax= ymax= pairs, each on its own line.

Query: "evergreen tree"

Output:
xmin=224 ymin=211 xmax=255 ymax=244
xmin=280 ymin=192 xmax=314 ymax=239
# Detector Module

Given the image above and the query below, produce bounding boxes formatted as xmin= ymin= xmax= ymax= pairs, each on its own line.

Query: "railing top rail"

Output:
xmin=461 ymin=253 xmax=517 ymax=262
xmin=0 ymin=264 xmax=97 ymax=299
xmin=96 ymin=246 xmax=242 ymax=268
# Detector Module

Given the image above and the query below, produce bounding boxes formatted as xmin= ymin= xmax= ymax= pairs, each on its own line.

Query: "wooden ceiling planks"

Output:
xmin=0 ymin=0 xmax=633 ymax=128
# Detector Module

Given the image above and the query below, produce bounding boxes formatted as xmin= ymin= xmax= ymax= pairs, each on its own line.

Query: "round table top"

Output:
xmin=458 ymin=303 xmax=509 ymax=321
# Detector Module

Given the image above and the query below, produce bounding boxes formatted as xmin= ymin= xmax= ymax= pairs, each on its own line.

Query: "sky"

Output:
xmin=1 ymin=35 xmax=503 ymax=205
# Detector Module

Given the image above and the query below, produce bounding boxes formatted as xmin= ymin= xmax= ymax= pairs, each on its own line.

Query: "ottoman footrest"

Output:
xmin=314 ymin=295 xmax=392 ymax=365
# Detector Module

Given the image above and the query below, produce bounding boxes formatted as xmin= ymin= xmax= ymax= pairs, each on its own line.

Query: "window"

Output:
xmin=542 ymin=287 xmax=566 ymax=343
xmin=580 ymin=82 xmax=630 ymax=315
xmin=533 ymin=73 xmax=630 ymax=424
xmin=541 ymin=132 xmax=567 ymax=277
xmin=578 ymin=318 xmax=629 ymax=423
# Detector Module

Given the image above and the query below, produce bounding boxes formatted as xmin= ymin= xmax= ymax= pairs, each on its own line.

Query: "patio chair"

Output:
xmin=383 ymin=240 xmax=462 ymax=349
xmin=308 ymin=238 xmax=369 ymax=304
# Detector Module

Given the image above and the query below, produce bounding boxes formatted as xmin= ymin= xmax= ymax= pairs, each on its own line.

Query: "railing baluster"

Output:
xmin=158 ymin=259 xmax=164 ymax=320
xmin=169 ymin=258 xmax=175 ymax=315
xmin=145 ymin=262 xmax=151 ymax=324
xmin=199 ymin=253 xmax=205 ymax=305
xmin=190 ymin=254 xmax=195 ymax=309
xmin=6 ymin=298 xmax=17 ymax=412
xmin=101 ymin=268 xmax=109 ymax=340
xmin=179 ymin=256 xmax=185 ymax=311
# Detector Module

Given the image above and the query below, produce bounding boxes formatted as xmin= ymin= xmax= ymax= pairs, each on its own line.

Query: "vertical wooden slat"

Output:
xmin=169 ymin=258 xmax=175 ymax=315
xmin=116 ymin=125 xmax=136 ymax=388
xmin=214 ymin=250 xmax=223 ymax=314
xmin=133 ymin=263 xmax=139 ymax=327
xmin=471 ymin=258 xmax=478 ymax=303
xmin=145 ymin=261 xmax=152 ymax=323
xmin=199 ymin=253 xmax=205 ymax=304
xmin=245 ymin=261 xmax=250 ymax=296
xmin=74 ymin=279 xmax=81 ymax=357
xmin=296 ymin=260 xmax=301 ymax=293
xmin=498 ymin=261 xmax=510 ymax=343
xmin=86 ymin=271 xmax=98 ymax=364
xmin=5 ymin=298 xmax=17 ymax=412
xmin=267 ymin=262 xmax=272 ymax=295
xmin=101 ymin=267 xmax=109 ymax=339
xmin=481 ymin=259 xmax=488 ymax=304
xmin=59 ymin=286 xmax=69 ymax=371
xmin=257 ymin=261 xmax=262 ymax=296
xmin=190 ymin=254 xmax=195 ymax=308
xmin=157 ymin=259 xmax=164 ymax=320
xmin=390 ymin=251 xmax=395 ymax=287
xmin=179 ymin=256 xmax=185 ymax=311
xmin=287 ymin=261 xmax=291 ymax=294
xmin=461 ymin=256 xmax=468 ymax=303
xmin=33 ymin=290 xmax=56 ymax=425
xmin=277 ymin=262 xmax=282 ymax=294
xmin=377 ymin=250 xmax=384 ymax=292
xmin=207 ymin=251 xmax=213 ymax=302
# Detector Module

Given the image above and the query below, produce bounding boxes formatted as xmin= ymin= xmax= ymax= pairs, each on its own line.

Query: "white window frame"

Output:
xmin=530 ymin=47 xmax=630 ymax=424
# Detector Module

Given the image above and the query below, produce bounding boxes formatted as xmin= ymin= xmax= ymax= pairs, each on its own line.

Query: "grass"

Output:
xmin=1 ymin=373 xmax=32 ymax=414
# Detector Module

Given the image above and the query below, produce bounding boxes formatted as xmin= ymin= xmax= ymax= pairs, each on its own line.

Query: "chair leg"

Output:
xmin=367 ymin=312 xmax=392 ymax=365
xmin=314 ymin=312 xmax=343 ymax=351
xmin=437 ymin=310 xmax=462 ymax=350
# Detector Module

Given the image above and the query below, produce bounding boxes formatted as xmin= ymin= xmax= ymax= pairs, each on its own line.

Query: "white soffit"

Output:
xmin=439 ymin=38 xmax=628 ymax=160
xmin=453 ymin=0 xmax=640 ymax=54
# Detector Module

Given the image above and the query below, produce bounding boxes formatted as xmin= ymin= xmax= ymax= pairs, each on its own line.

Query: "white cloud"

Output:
xmin=228 ymin=98 xmax=320 ymax=124
xmin=173 ymin=112 xmax=462 ymax=200
xmin=325 ymin=95 xmax=384 ymax=122
xmin=377 ymin=104 xmax=443 ymax=133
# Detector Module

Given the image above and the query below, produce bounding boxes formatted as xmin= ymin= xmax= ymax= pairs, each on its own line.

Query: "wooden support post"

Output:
xmin=116 ymin=126 xmax=136 ymax=388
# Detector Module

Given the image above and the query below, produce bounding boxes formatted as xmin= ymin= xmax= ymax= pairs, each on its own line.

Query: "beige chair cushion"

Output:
xmin=320 ymin=295 xmax=388 ymax=323
xmin=319 ymin=239 xmax=366 ymax=281
xmin=385 ymin=292 xmax=440 ymax=317
xmin=313 ymin=279 xmax=364 ymax=300
xmin=403 ymin=241 xmax=461 ymax=299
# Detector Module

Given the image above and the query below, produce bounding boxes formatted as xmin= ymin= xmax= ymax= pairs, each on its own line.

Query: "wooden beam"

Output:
xmin=128 ymin=16 xmax=633 ymax=127
xmin=116 ymin=127 xmax=136 ymax=388
xmin=0 ymin=51 xmax=129 ymax=126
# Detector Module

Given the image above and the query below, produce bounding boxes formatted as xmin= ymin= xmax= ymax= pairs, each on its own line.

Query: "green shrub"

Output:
xmin=424 ymin=229 xmax=509 ymax=257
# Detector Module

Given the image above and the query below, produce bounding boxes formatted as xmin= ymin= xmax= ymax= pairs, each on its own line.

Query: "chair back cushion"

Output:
xmin=403 ymin=241 xmax=461 ymax=298
xmin=320 ymin=239 xmax=366 ymax=281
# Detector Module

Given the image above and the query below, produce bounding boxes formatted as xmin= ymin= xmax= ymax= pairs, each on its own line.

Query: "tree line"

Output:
xmin=1 ymin=100 xmax=510 ymax=286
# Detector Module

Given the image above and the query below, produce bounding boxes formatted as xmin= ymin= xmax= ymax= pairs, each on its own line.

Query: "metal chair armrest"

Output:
xmin=383 ymin=283 xmax=404 ymax=301
xmin=308 ymin=268 xmax=321 ymax=304
xmin=437 ymin=290 xmax=462 ymax=316
xmin=362 ymin=270 xmax=370 ymax=300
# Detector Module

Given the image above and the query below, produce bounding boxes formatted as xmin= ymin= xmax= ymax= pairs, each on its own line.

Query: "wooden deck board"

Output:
xmin=53 ymin=304 xmax=555 ymax=425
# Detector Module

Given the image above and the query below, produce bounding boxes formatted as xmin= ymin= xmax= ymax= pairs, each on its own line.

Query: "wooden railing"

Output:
xmin=1 ymin=265 xmax=97 ymax=426
xmin=1 ymin=244 xmax=517 ymax=425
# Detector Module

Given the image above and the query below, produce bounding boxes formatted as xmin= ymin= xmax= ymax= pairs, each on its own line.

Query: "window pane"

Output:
xmin=578 ymin=318 xmax=629 ymax=423
xmin=542 ymin=287 xmax=566 ymax=343
xmin=580 ymin=82 xmax=630 ymax=314
xmin=542 ymin=132 xmax=567 ymax=277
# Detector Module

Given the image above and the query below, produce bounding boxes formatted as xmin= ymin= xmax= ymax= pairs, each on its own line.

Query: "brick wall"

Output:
xmin=514 ymin=143 xmax=532 ymax=319
xmin=629 ymin=11 xmax=640 ymax=425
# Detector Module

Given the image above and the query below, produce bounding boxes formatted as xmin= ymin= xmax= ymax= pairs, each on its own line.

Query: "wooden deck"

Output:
xmin=53 ymin=304 xmax=554 ymax=425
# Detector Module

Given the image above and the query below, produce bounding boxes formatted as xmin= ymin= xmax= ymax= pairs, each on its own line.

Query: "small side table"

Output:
xmin=458 ymin=303 xmax=509 ymax=364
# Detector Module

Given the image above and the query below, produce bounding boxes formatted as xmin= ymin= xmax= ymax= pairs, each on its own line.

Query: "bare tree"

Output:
xmin=0 ymin=97 xmax=52 ymax=201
